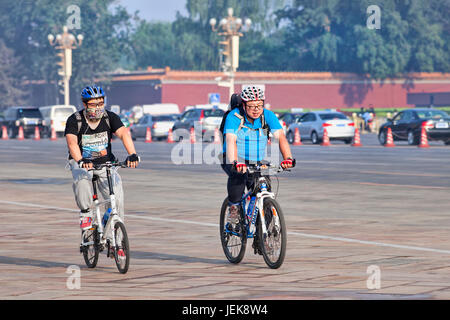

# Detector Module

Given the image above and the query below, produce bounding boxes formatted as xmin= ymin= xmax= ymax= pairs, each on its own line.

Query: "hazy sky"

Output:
xmin=117 ymin=0 xmax=188 ymax=22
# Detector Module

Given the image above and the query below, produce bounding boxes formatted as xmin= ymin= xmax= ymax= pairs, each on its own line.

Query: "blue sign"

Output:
xmin=209 ymin=93 xmax=220 ymax=104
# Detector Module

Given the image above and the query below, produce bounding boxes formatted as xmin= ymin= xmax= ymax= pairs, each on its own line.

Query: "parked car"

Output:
xmin=172 ymin=108 xmax=224 ymax=142
xmin=130 ymin=114 xmax=179 ymax=141
xmin=39 ymin=105 xmax=77 ymax=137
xmin=378 ymin=108 xmax=450 ymax=145
xmin=286 ymin=111 xmax=355 ymax=144
xmin=278 ymin=112 xmax=304 ymax=134
xmin=2 ymin=106 xmax=44 ymax=138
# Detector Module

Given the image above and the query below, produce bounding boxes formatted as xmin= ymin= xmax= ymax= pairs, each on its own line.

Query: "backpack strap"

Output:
xmin=233 ymin=112 xmax=246 ymax=133
xmin=234 ymin=110 xmax=270 ymax=139
xmin=75 ymin=110 xmax=83 ymax=134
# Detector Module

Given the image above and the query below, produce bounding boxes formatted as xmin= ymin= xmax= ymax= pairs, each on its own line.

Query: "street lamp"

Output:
xmin=48 ymin=26 xmax=83 ymax=106
xmin=209 ymin=8 xmax=251 ymax=99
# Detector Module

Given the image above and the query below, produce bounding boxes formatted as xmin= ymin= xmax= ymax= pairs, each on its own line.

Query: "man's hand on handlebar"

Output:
xmin=126 ymin=153 xmax=140 ymax=168
xmin=280 ymin=158 xmax=296 ymax=170
xmin=232 ymin=160 xmax=247 ymax=174
xmin=78 ymin=158 xmax=93 ymax=170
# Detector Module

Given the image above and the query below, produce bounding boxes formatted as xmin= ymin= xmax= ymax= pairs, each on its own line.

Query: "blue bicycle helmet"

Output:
xmin=81 ymin=86 xmax=105 ymax=102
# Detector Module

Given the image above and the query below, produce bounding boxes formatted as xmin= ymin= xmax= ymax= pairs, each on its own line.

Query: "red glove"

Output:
xmin=281 ymin=158 xmax=296 ymax=169
xmin=233 ymin=161 xmax=247 ymax=173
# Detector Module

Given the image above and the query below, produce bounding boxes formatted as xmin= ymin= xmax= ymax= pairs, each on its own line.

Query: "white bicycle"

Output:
xmin=80 ymin=161 xmax=130 ymax=274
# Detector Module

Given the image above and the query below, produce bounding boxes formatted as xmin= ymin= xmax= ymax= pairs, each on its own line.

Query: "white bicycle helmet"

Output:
xmin=241 ymin=85 xmax=265 ymax=102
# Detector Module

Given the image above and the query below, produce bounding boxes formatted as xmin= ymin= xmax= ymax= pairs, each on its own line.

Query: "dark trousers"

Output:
xmin=221 ymin=163 xmax=254 ymax=204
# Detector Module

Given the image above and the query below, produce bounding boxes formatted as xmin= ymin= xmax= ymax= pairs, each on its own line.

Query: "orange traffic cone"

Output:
xmin=1 ymin=126 xmax=8 ymax=140
xmin=418 ymin=126 xmax=430 ymax=148
xmin=145 ymin=127 xmax=152 ymax=143
xmin=33 ymin=126 xmax=41 ymax=140
xmin=384 ymin=127 xmax=395 ymax=147
xmin=213 ymin=128 xmax=221 ymax=144
xmin=351 ymin=128 xmax=362 ymax=147
xmin=50 ymin=126 xmax=57 ymax=141
xmin=293 ymin=127 xmax=302 ymax=146
xmin=167 ymin=128 xmax=174 ymax=143
xmin=190 ymin=127 xmax=196 ymax=144
xmin=17 ymin=126 xmax=24 ymax=140
xmin=321 ymin=128 xmax=330 ymax=146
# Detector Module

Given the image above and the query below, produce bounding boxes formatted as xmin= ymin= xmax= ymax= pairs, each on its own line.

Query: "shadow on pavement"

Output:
xmin=0 ymin=255 xmax=71 ymax=268
xmin=131 ymin=251 xmax=228 ymax=265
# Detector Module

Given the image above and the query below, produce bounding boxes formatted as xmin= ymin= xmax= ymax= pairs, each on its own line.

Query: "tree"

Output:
xmin=0 ymin=0 xmax=136 ymax=104
xmin=0 ymin=39 xmax=28 ymax=108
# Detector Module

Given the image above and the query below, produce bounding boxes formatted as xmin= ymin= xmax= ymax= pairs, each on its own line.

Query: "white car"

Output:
xmin=287 ymin=111 xmax=355 ymax=144
xmin=39 ymin=105 xmax=77 ymax=137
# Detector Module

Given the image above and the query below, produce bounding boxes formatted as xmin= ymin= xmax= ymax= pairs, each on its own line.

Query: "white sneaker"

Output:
xmin=227 ymin=204 xmax=240 ymax=225
xmin=80 ymin=211 xmax=93 ymax=231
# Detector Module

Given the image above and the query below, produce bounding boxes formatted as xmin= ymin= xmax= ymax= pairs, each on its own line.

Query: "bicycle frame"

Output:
xmin=241 ymin=167 xmax=282 ymax=239
xmin=81 ymin=163 xmax=124 ymax=250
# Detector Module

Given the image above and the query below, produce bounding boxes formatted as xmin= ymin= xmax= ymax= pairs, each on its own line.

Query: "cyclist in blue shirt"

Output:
xmin=221 ymin=85 xmax=295 ymax=225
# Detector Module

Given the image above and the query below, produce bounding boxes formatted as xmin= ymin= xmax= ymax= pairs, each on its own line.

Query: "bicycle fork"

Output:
xmin=91 ymin=168 xmax=121 ymax=250
xmin=256 ymin=191 xmax=280 ymax=238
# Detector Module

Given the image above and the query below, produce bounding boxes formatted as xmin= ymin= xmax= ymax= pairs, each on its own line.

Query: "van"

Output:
xmin=142 ymin=103 xmax=180 ymax=115
xmin=39 ymin=105 xmax=77 ymax=137
xmin=2 ymin=106 xmax=44 ymax=138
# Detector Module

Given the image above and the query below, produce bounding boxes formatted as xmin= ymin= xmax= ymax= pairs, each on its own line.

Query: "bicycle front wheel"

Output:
xmin=258 ymin=198 xmax=287 ymax=269
xmin=113 ymin=221 xmax=130 ymax=274
xmin=81 ymin=227 xmax=100 ymax=268
xmin=219 ymin=197 xmax=247 ymax=264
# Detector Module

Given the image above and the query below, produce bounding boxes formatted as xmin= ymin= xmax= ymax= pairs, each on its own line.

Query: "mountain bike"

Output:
xmin=219 ymin=163 xmax=290 ymax=269
xmin=79 ymin=160 xmax=130 ymax=274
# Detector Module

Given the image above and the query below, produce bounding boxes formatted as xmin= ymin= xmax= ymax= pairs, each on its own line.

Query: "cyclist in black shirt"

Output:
xmin=64 ymin=86 xmax=140 ymax=231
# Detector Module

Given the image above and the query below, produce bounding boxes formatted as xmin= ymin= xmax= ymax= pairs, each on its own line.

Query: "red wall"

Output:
xmin=161 ymin=82 xmax=450 ymax=111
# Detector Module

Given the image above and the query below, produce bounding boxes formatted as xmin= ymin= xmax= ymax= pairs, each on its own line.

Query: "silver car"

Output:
xmin=287 ymin=111 xmax=355 ymax=144
xmin=130 ymin=114 xmax=179 ymax=141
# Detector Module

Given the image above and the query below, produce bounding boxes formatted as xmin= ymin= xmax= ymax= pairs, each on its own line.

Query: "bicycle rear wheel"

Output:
xmin=258 ymin=198 xmax=287 ymax=269
xmin=113 ymin=221 xmax=130 ymax=274
xmin=81 ymin=227 xmax=100 ymax=268
xmin=219 ymin=197 xmax=247 ymax=264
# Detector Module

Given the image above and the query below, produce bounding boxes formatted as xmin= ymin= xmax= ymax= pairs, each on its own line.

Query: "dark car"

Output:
xmin=278 ymin=112 xmax=304 ymax=134
xmin=2 ymin=107 xmax=44 ymax=139
xmin=172 ymin=108 xmax=224 ymax=142
xmin=378 ymin=108 xmax=450 ymax=145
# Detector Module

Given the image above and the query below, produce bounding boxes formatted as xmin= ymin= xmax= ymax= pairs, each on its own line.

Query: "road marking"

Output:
xmin=359 ymin=182 xmax=450 ymax=190
xmin=359 ymin=170 xmax=450 ymax=178
xmin=2 ymin=199 xmax=450 ymax=255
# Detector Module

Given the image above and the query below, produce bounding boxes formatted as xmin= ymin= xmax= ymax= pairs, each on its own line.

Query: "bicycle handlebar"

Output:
xmin=88 ymin=161 xmax=128 ymax=171
xmin=246 ymin=163 xmax=288 ymax=174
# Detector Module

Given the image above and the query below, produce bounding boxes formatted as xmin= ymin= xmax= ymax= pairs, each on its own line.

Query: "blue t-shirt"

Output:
xmin=223 ymin=108 xmax=282 ymax=162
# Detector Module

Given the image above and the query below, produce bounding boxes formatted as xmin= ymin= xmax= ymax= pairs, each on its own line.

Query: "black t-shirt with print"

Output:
xmin=64 ymin=110 xmax=124 ymax=164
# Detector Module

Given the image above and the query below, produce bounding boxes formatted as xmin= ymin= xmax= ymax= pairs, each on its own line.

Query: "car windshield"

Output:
xmin=18 ymin=109 xmax=42 ymax=118
xmin=204 ymin=109 xmax=224 ymax=117
xmin=153 ymin=115 xmax=177 ymax=122
xmin=54 ymin=108 xmax=75 ymax=117
xmin=416 ymin=110 xmax=449 ymax=120
xmin=318 ymin=113 xmax=347 ymax=121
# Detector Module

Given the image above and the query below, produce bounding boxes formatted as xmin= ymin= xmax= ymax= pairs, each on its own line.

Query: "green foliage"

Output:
xmin=0 ymin=39 xmax=29 ymax=108
xmin=0 ymin=0 xmax=135 ymax=104
xmin=0 ymin=0 xmax=449 ymax=106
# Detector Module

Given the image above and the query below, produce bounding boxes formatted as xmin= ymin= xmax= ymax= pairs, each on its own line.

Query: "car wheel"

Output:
xmin=444 ymin=140 xmax=450 ymax=145
xmin=378 ymin=129 xmax=387 ymax=145
xmin=287 ymin=131 xmax=294 ymax=144
xmin=407 ymin=130 xmax=418 ymax=145
xmin=344 ymin=138 xmax=352 ymax=144
xmin=8 ymin=127 xmax=16 ymax=139
xmin=311 ymin=131 xmax=319 ymax=144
